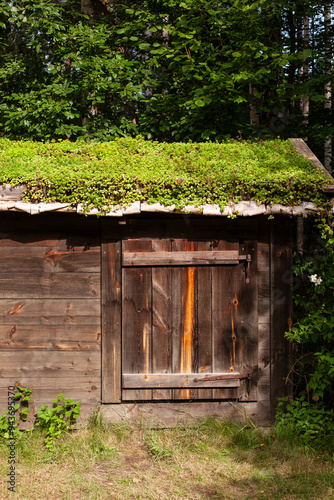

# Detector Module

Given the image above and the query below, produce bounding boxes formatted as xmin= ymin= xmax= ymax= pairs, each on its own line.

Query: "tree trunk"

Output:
xmin=298 ymin=6 xmax=309 ymax=136
xmin=324 ymin=2 xmax=332 ymax=172
xmin=249 ymin=84 xmax=259 ymax=126
xmin=81 ymin=0 xmax=95 ymax=18
xmin=80 ymin=0 xmax=98 ymax=128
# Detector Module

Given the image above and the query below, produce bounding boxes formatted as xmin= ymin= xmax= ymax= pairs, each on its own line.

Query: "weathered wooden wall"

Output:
xmin=0 ymin=213 xmax=102 ymax=422
xmin=0 ymin=213 xmax=292 ymax=426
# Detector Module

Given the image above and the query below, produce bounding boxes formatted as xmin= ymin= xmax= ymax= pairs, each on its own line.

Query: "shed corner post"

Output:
xmin=101 ymin=221 xmax=122 ymax=404
xmin=270 ymin=216 xmax=293 ymax=421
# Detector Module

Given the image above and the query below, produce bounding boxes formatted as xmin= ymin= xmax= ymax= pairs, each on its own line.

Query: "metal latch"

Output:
xmin=238 ymin=254 xmax=251 ymax=284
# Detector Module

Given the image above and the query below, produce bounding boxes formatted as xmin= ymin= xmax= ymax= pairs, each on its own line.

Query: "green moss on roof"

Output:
xmin=0 ymin=137 xmax=331 ymax=211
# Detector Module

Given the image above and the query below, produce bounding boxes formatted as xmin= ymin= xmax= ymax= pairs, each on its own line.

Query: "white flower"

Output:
xmin=309 ymin=274 xmax=322 ymax=286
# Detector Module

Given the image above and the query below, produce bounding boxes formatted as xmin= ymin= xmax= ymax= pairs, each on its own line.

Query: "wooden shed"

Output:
xmin=0 ymin=138 xmax=333 ymax=426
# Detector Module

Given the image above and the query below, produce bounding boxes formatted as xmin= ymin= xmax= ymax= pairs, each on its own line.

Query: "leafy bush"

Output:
xmin=285 ymin=217 xmax=334 ymax=405
xmin=34 ymin=394 xmax=81 ymax=450
xmin=276 ymin=216 xmax=334 ymax=450
xmin=0 ymin=389 xmax=80 ymax=451
xmin=276 ymin=397 xmax=334 ymax=451
xmin=0 ymin=386 xmax=32 ymax=439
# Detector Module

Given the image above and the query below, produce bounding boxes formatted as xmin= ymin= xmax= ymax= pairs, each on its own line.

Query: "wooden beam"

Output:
xmin=123 ymin=250 xmax=240 ymax=267
xmin=288 ymin=138 xmax=334 ymax=189
xmin=123 ymin=373 xmax=245 ymax=388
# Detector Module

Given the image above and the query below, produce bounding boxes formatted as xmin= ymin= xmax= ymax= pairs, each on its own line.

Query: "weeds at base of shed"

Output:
xmin=0 ymin=415 xmax=333 ymax=499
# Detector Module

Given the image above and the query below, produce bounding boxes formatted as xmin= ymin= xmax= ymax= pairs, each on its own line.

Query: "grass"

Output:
xmin=0 ymin=416 xmax=333 ymax=499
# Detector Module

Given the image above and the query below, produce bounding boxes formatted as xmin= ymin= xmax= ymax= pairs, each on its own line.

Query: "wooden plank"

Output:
xmin=0 ymin=233 xmax=99 ymax=248
xmin=0 ymin=401 xmax=260 ymax=427
xmin=118 ymin=217 xmax=258 ymax=242
xmin=258 ymin=264 xmax=271 ymax=325
xmin=171 ymin=240 xmax=184 ymax=400
xmin=0 ymin=246 xmax=100 ymax=273
xmin=152 ymin=239 xmax=172 ymax=400
xmin=270 ymin=217 xmax=293 ymax=419
xmin=256 ymin=401 xmax=272 ymax=426
xmin=122 ymin=239 xmax=152 ymax=401
xmin=258 ymin=271 xmax=270 ymax=300
xmin=0 ymin=324 xmax=100 ymax=350
xmin=0 ymin=273 xmax=100 ymax=298
xmin=0 ymin=376 xmax=100 ymax=392
xmin=0 ymin=378 xmax=100 ymax=404
xmin=0 ymin=298 xmax=100 ymax=325
xmin=101 ymin=238 xmax=122 ymax=403
xmin=258 ymin=324 xmax=270 ymax=351
xmin=237 ymin=240 xmax=258 ymax=402
xmin=197 ymin=240 xmax=213 ymax=399
xmin=171 ymin=239 xmax=198 ymax=400
xmin=212 ymin=240 xmax=239 ymax=399
xmin=0 ymin=212 xmax=101 ymax=234
xmin=101 ymin=401 xmax=259 ymax=427
xmin=123 ymin=373 xmax=242 ymax=388
xmin=288 ymin=137 xmax=334 ymax=185
xmin=257 ymin=242 xmax=270 ymax=272
xmin=123 ymin=250 xmax=240 ymax=267
xmin=0 ymin=351 xmax=100 ymax=378
xmin=257 ymin=349 xmax=270 ymax=402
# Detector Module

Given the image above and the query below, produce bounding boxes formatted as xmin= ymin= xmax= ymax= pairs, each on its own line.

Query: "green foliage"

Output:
xmin=0 ymin=137 xmax=329 ymax=211
xmin=88 ymin=408 xmax=107 ymax=432
xmin=0 ymin=0 xmax=140 ymax=141
xmin=285 ymin=218 xmax=334 ymax=403
xmin=0 ymin=0 xmax=333 ymax=162
xmin=0 ymin=388 xmax=81 ymax=451
xmin=277 ymin=216 xmax=334 ymax=451
xmin=0 ymin=405 xmax=20 ymax=440
xmin=34 ymin=393 xmax=81 ymax=450
xmin=0 ymin=386 xmax=33 ymax=439
xmin=275 ymin=397 xmax=334 ymax=452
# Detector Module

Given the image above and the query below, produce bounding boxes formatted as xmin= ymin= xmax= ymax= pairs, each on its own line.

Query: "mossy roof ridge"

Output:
xmin=0 ymin=137 xmax=331 ymax=211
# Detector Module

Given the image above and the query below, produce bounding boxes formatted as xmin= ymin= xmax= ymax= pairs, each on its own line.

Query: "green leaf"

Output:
xmin=139 ymin=43 xmax=150 ymax=50
xmin=195 ymin=99 xmax=205 ymax=107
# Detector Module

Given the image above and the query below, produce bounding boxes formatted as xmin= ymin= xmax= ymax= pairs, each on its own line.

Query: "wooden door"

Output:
xmin=121 ymin=237 xmax=257 ymax=402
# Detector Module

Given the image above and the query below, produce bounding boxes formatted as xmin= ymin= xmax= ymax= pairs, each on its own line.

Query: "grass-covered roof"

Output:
xmin=0 ymin=137 xmax=331 ymax=212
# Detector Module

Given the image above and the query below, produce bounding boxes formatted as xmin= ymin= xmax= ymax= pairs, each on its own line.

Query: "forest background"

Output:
xmin=0 ymin=0 xmax=333 ymax=171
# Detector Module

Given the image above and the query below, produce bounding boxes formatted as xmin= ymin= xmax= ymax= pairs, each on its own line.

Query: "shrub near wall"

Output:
xmin=276 ymin=217 xmax=334 ymax=452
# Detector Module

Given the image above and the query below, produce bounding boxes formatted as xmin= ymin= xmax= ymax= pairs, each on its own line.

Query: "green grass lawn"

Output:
xmin=0 ymin=416 xmax=333 ymax=499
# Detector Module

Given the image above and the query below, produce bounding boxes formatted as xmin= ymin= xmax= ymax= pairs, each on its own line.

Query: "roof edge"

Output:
xmin=0 ymin=200 xmax=329 ymax=217
xmin=288 ymin=138 xmax=334 ymax=192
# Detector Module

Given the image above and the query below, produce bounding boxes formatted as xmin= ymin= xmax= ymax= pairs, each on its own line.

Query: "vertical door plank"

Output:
xmin=196 ymin=240 xmax=213 ymax=399
xmin=122 ymin=239 xmax=152 ymax=401
xmin=171 ymin=239 xmax=198 ymax=400
xmin=257 ymin=218 xmax=271 ymax=420
xmin=171 ymin=240 xmax=183 ymax=400
xmin=212 ymin=241 xmax=239 ymax=399
xmin=101 ymin=237 xmax=122 ymax=403
xmin=152 ymin=239 xmax=172 ymax=400
xmin=237 ymin=240 xmax=258 ymax=402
